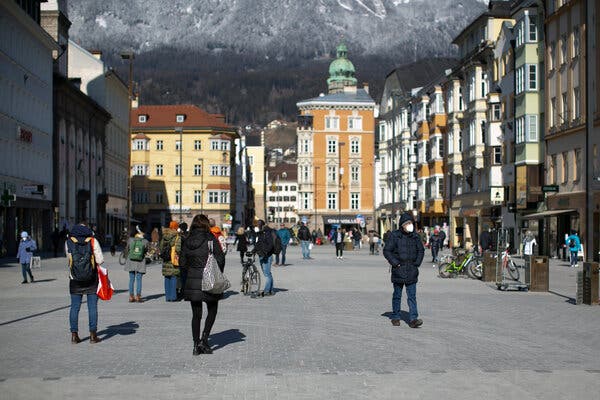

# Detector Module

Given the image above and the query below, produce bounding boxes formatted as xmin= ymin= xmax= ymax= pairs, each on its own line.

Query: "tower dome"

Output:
xmin=327 ymin=44 xmax=357 ymax=93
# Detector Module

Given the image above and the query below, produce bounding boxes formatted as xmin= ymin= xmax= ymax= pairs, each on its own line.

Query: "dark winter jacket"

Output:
xmin=383 ymin=214 xmax=425 ymax=285
xmin=429 ymin=234 xmax=442 ymax=250
xmin=234 ymin=233 xmax=248 ymax=252
xmin=254 ymin=227 xmax=276 ymax=258
xmin=180 ymin=227 xmax=226 ymax=302
xmin=67 ymin=224 xmax=101 ymax=295
xmin=297 ymin=225 xmax=311 ymax=241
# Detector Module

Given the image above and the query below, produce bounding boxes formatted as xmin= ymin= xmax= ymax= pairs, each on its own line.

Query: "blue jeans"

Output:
xmin=570 ymin=251 xmax=578 ymax=266
xmin=275 ymin=245 xmax=287 ymax=265
xmin=129 ymin=272 xmax=143 ymax=296
xmin=21 ymin=263 xmax=33 ymax=281
xmin=301 ymin=240 xmax=311 ymax=259
xmin=391 ymin=282 xmax=418 ymax=321
xmin=70 ymin=293 xmax=98 ymax=332
xmin=260 ymin=255 xmax=273 ymax=293
xmin=164 ymin=276 xmax=178 ymax=301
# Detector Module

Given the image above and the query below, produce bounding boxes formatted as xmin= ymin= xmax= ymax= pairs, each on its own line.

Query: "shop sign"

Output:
xmin=323 ymin=215 xmax=360 ymax=224
xmin=490 ymin=186 xmax=505 ymax=203
xmin=542 ymin=185 xmax=559 ymax=193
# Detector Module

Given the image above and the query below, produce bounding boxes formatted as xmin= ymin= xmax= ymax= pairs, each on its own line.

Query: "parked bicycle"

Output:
xmin=501 ymin=244 xmax=521 ymax=281
xmin=118 ymin=247 xmax=128 ymax=265
xmin=438 ymin=248 xmax=482 ymax=279
xmin=240 ymin=251 xmax=261 ymax=296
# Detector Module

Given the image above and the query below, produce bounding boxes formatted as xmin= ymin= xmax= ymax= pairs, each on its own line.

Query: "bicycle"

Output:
xmin=118 ymin=247 xmax=128 ymax=265
xmin=501 ymin=245 xmax=520 ymax=281
xmin=438 ymin=248 xmax=482 ymax=279
xmin=240 ymin=251 xmax=261 ymax=296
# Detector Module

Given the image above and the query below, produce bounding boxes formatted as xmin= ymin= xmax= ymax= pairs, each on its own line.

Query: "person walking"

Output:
xmin=297 ymin=221 xmax=312 ymax=259
xmin=254 ymin=220 xmax=276 ymax=296
xmin=352 ymin=228 xmax=362 ymax=250
xmin=180 ymin=214 xmax=226 ymax=355
xmin=234 ymin=226 xmax=248 ymax=264
xmin=160 ymin=221 xmax=181 ymax=301
xmin=429 ymin=229 xmax=442 ymax=263
xmin=275 ymin=223 xmax=291 ymax=266
xmin=334 ymin=228 xmax=346 ymax=259
xmin=17 ymin=231 xmax=36 ymax=283
xmin=383 ymin=212 xmax=425 ymax=328
xmin=566 ymin=230 xmax=582 ymax=268
xmin=125 ymin=230 xmax=149 ymax=302
xmin=66 ymin=223 xmax=105 ymax=344
xmin=209 ymin=218 xmax=226 ymax=251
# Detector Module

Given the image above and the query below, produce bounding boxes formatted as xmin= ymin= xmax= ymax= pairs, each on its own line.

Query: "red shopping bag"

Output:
xmin=97 ymin=265 xmax=114 ymax=301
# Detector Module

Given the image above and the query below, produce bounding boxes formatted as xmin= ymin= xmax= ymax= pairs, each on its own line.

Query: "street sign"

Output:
xmin=542 ymin=185 xmax=559 ymax=193
xmin=1 ymin=189 xmax=16 ymax=207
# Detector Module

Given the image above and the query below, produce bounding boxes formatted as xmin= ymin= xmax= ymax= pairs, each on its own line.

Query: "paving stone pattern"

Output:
xmin=0 ymin=245 xmax=598 ymax=399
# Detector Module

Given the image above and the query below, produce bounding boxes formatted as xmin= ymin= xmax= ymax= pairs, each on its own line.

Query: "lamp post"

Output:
xmin=338 ymin=142 xmax=345 ymax=228
xmin=120 ymin=51 xmax=134 ymax=232
xmin=197 ymin=158 xmax=204 ymax=215
xmin=175 ymin=127 xmax=183 ymax=222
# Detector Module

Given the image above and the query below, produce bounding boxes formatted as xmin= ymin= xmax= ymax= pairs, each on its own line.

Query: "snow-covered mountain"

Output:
xmin=68 ymin=0 xmax=488 ymax=59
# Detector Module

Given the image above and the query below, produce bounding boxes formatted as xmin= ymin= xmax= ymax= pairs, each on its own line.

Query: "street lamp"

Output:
xmin=175 ymin=127 xmax=183 ymax=222
xmin=120 ymin=51 xmax=134 ymax=232
xmin=339 ymin=142 xmax=345 ymax=228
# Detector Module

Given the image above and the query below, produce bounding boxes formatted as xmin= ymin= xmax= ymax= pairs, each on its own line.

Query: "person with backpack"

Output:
xmin=566 ymin=230 xmax=582 ymax=268
xmin=65 ymin=223 xmax=105 ymax=344
xmin=160 ymin=221 xmax=181 ymax=301
xmin=253 ymin=220 xmax=279 ymax=296
xmin=297 ymin=221 xmax=312 ymax=259
xmin=383 ymin=212 xmax=425 ymax=328
xmin=429 ymin=229 xmax=442 ymax=263
xmin=275 ymin=223 xmax=291 ymax=266
xmin=17 ymin=231 xmax=36 ymax=284
xmin=180 ymin=214 xmax=226 ymax=355
xmin=125 ymin=230 xmax=149 ymax=303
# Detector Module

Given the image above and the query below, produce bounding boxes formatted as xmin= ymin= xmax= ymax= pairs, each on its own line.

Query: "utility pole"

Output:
xmin=120 ymin=51 xmax=134 ymax=233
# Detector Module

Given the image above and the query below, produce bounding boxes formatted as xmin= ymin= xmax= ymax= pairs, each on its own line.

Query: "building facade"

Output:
xmin=130 ymin=105 xmax=238 ymax=230
xmin=297 ymin=44 xmax=376 ymax=234
xmin=246 ymin=135 xmax=266 ymax=222
xmin=266 ymin=163 xmax=299 ymax=225
xmin=0 ymin=0 xmax=59 ymax=253
xmin=67 ymin=41 xmax=129 ymax=242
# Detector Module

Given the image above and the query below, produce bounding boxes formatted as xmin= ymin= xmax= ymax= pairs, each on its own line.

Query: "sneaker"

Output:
xmin=391 ymin=319 xmax=401 ymax=326
xmin=574 ymin=264 xmax=579 ymax=268
xmin=21 ymin=280 xmax=28 ymax=284
xmin=408 ymin=319 xmax=423 ymax=328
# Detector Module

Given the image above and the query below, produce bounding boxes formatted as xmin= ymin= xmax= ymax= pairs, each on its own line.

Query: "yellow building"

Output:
xmin=296 ymin=44 xmax=376 ymax=233
xmin=246 ymin=137 xmax=266 ymax=221
xmin=130 ymin=104 xmax=238 ymax=229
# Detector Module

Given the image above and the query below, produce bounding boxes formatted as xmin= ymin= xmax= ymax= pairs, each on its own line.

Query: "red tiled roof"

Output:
xmin=131 ymin=104 xmax=234 ymax=131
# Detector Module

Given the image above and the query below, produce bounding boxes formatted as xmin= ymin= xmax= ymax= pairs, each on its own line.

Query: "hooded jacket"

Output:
xmin=383 ymin=213 xmax=425 ymax=285
xmin=180 ymin=227 xmax=226 ymax=302
xmin=17 ymin=237 xmax=37 ymax=264
xmin=66 ymin=224 xmax=104 ymax=295
xmin=160 ymin=227 xmax=180 ymax=277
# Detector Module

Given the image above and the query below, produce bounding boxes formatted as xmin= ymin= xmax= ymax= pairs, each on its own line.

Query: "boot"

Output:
xmin=192 ymin=340 xmax=202 ymax=356
xmin=89 ymin=331 xmax=102 ymax=343
xmin=71 ymin=332 xmax=81 ymax=344
xmin=135 ymin=294 xmax=144 ymax=303
xmin=129 ymin=294 xmax=135 ymax=302
xmin=199 ymin=332 xmax=213 ymax=354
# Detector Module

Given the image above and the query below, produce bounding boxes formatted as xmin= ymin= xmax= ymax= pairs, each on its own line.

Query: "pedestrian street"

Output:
xmin=0 ymin=244 xmax=599 ymax=399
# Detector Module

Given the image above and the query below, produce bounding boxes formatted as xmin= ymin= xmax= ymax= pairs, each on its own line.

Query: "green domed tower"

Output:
xmin=327 ymin=44 xmax=358 ymax=94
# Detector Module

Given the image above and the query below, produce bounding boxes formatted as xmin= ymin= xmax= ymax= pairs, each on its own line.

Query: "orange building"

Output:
xmin=296 ymin=44 xmax=376 ymax=234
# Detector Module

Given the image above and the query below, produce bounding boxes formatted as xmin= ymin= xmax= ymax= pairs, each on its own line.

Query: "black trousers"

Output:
xmin=336 ymin=242 xmax=344 ymax=257
xmin=191 ymin=301 xmax=218 ymax=342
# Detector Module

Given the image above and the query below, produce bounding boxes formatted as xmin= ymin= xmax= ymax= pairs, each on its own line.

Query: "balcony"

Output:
xmin=297 ymin=115 xmax=313 ymax=130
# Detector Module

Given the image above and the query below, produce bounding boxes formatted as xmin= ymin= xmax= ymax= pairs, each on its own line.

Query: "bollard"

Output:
xmin=582 ymin=262 xmax=599 ymax=305
xmin=530 ymin=256 xmax=549 ymax=292
xmin=482 ymin=251 xmax=496 ymax=282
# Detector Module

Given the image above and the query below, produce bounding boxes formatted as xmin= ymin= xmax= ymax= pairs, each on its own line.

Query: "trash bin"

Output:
xmin=482 ymin=251 xmax=496 ymax=282
xmin=583 ymin=262 xmax=599 ymax=305
xmin=344 ymin=241 xmax=353 ymax=251
xmin=529 ymin=256 xmax=549 ymax=292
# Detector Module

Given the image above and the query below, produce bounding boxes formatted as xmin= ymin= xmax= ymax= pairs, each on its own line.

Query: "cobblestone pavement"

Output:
xmin=0 ymin=245 xmax=598 ymax=399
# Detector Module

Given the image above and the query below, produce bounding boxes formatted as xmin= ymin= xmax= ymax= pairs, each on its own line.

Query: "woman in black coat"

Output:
xmin=234 ymin=226 xmax=248 ymax=264
xmin=180 ymin=214 xmax=226 ymax=355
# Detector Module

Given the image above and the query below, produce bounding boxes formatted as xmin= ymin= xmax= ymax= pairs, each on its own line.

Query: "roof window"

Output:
xmin=138 ymin=115 xmax=147 ymax=123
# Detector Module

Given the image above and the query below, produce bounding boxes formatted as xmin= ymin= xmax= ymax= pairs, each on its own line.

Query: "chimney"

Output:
xmin=363 ymin=82 xmax=369 ymax=94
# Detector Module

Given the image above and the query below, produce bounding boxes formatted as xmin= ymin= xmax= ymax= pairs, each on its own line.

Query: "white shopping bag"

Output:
xmin=30 ymin=256 xmax=42 ymax=270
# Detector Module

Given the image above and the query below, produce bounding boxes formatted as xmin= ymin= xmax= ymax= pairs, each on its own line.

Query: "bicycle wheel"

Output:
xmin=119 ymin=251 xmax=127 ymax=265
xmin=468 ymin=260 xmax=483 ymax=279
xmin=438 ymin=263 xmax=452 ymax=278
xmin=507 ymin=260 xmax=520 ymax=281
xmin=249 ymin=265 xmax=261 ymax=294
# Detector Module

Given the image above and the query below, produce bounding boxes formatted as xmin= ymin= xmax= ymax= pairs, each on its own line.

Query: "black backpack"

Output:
xmin=67 ymin=237 xmax=96 ymax=281
xmin=569 ymin=238 xmax=576 ymax=248
xmin=272 ymin=230 xmax=282 ymax=255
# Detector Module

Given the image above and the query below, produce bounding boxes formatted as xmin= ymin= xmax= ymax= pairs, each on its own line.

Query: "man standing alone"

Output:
xmin=383 ymin=212 xmax=425 ymax=328
xmin=297 ymin=222 xmax=312 ymax=260
xmin=275 ymin=224 xmax=291 ymax=266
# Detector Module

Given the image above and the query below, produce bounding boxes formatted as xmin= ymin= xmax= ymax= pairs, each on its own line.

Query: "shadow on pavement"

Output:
xmin=381 ymin=311 xmax=411 ymax=324
xmin=548 ymin=290 xmax=576 ymax=305
xmin=97 ymin=321 xmax=139 ymax=341
xmin=142 ymin=293 xmax=165 ymax=301
xmin=273 ymin=288 xmax=288 ymax=293
xmin=210 ymin=328 xmax=246 ymax=350
xmin=0 ymin=304 xmax=72 ymax=326
xmin=223 ymin=290 xmax=239 ymax=299
xmin=31 ymin=279 xmax=57 ymax=284
xmin=113 ymin=289 xmax=129 ymax=294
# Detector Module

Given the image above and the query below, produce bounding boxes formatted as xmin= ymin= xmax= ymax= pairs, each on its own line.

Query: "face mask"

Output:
xmin=404 ymin=223 xmax=414 ymax=233
xmin=254 ymin=227 xmax=259 ymax=233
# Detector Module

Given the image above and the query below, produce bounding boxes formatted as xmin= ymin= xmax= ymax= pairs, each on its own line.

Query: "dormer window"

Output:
xmin=176 ymin=114 xmax=186 ymax=123
xmin=138 ymin=115 xmax=147 ymax=123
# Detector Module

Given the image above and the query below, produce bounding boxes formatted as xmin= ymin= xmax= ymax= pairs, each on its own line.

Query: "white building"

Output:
xmin=67 ymin=42 xmax=129 ymax=241
xmin=0 ymin=0 xmax=59 ymax=253
xmin=266 ymin=163 xmax=299 ymax=226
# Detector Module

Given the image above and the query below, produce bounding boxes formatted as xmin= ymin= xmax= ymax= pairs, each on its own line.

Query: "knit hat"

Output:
xmin=20 ymin=231 xmax=28 ymax=239
xmin=169 ymin=221 xmax=179 ymax=230
xmin=398 ymin=212 xmax=414 ymax=227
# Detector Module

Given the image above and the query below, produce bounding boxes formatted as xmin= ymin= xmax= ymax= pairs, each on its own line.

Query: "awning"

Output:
xmin=522 ymin=209 xmax=577 ymax=219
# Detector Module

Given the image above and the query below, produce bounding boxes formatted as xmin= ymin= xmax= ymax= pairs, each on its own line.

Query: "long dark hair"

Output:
xmin=190 ymin=214 xmax=211 ymax=231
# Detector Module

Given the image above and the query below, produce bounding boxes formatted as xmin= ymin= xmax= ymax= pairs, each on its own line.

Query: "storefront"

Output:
xmin=322 ymin=215 xmax=369 ymax=237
